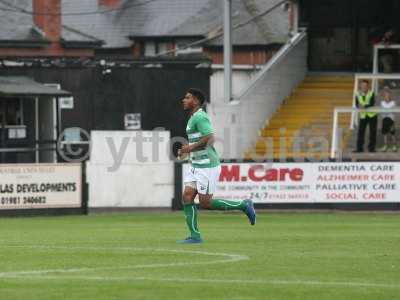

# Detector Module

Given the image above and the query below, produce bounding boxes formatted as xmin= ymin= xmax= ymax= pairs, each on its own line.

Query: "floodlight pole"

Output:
xmin=224 ymin=0 xmax=232 ymax=102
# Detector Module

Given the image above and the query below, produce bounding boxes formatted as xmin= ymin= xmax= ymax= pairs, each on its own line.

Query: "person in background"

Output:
xmin=355 ymin=80 xmax=377 ymax=153
xmin=379 ymin=29 xmax=396 ymax=74
xmin=378 ymin=87 xmax=397 ymax=152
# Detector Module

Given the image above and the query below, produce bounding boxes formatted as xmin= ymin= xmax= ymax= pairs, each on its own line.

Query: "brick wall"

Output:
xmin=33 ymin=0 xmax=61 ymax=42
xmin=204 ymin=48 xmax=274 ymax=65
xmin=0 ymin=47 xmax=94 ymax=58
xmin=98 ymin=0 xmax=121 ymax=7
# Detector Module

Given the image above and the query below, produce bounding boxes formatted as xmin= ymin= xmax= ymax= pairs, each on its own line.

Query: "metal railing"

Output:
xmin=350 ymin=73 xmax=400 ymax=129
xmin=331 ymin=106 xmax=400 ymax=159
xmin=330 ymin=44 xmax=400 ymax=158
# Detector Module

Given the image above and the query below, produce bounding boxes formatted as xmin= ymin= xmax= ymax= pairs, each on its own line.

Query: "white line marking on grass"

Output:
xmin=0 ymin=245 xmax=248 ymax=277
xmin=2 ymin=275 xmax=400 ymax=290
xmin=2 ymin=245 xmax=398 ymax=290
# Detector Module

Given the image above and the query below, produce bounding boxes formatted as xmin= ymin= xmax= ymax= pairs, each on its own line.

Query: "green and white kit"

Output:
xmin=181 ymin=108 xmax=255 ymax=241
xmin=184 ymin=108 xmax=220 ymax=194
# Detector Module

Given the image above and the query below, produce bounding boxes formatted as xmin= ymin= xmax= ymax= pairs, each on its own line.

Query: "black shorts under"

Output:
xmin=382 ymin=117 xmax=395 ymax=135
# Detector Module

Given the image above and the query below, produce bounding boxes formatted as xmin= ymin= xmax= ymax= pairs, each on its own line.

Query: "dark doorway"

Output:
xmin=300 ymin=0 xmax=400 ymax=72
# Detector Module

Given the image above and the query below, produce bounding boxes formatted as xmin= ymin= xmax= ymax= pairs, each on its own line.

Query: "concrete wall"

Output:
xmin=208 ymin=33 xmax=308 ymax=159
xmin=210 ymin=66 xmax=260 ymax=102
xmin=86 ymin=131 xmax=174 ymax=209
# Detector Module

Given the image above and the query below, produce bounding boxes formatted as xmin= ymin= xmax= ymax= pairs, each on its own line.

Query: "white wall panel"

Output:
xmin=87 ymin=131 xmax=174 ymax=208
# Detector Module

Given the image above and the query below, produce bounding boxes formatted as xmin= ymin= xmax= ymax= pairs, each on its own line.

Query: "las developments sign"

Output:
xmin=182 ymin=162 xmax=400 ymax=203
xmin=0 ymin=164 xmax=82 ymax=210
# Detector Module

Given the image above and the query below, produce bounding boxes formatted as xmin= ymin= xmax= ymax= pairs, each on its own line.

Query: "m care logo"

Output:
xmin=219 ymin=165 xmax=304 ymax=182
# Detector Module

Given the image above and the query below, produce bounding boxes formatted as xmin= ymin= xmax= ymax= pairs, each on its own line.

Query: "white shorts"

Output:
xmin=184 ymin=165 xmax=221 ymax=195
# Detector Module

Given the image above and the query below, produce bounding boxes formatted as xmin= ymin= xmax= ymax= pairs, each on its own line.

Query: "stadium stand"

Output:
xmin=246 ymin=75 xmax=354 ymax=159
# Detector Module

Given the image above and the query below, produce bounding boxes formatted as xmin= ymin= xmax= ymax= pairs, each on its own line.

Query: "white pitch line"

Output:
xmin=0 ymin=245 xmax=248 ymax=277
xmin=2 ymin=275 xmax=400 ymax=290
xmin=1 ymin=245 xmax=398 ymax=290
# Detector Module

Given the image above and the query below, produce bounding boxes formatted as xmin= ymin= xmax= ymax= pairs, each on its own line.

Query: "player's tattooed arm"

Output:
xmin=179 ymin=134 xmax=214 ymax=154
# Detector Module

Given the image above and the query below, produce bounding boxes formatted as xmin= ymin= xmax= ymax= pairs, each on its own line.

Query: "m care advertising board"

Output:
xmin=182 ymin=162 xmax=400 ymax=203
xmin=0 ymin=164 xmax=82 ymax=210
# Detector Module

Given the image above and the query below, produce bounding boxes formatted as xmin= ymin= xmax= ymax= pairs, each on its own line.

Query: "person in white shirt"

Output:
xmin=379 ymin=87 xmax=397 ymax=152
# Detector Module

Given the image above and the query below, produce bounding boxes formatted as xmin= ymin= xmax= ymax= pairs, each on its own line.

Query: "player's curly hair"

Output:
xmin=187 ymin=88 xmax=206 ymax=105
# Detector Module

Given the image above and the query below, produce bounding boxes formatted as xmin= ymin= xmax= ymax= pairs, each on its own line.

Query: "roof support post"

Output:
xmin=224 ymin=0 xmax=233 ymax=102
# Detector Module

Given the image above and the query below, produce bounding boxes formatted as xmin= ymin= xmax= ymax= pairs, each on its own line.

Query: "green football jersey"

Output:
xmin=186 ymin=108 xmax=220 ymax=168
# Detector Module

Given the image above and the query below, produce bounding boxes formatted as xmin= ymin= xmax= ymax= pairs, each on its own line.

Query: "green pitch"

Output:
xmin=0 ymin=212 xmax=399 ymax=300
